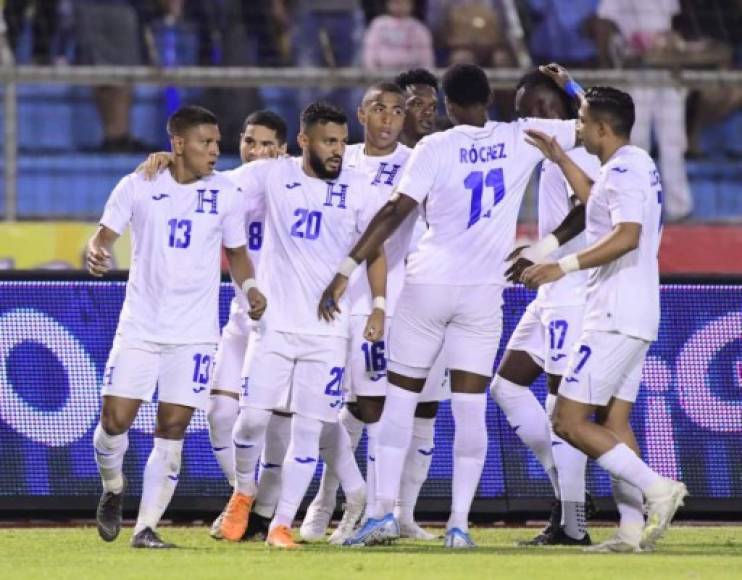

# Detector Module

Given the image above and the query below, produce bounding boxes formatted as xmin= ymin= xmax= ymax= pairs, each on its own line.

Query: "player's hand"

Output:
xmin=524 ymin=129 xmax=567 ymax=164
xmin=364 ymin=308 xmax=385 ymax=342
xmin=521 ymin=262 xmax=564 ymax=289
xmin=86 ymin=243 xmax=111 ymax=277
xmin=506 ymin=245 xmax=527 ymax=262
xmin=246 ymin=287 xmax=267 ymax=320
xmin=318 ymin=274 xmax=348 ymax=322
xmin=506 ymin=257 xmax=534 ymax=284
xmin=539 ymin=63 xmax=572 ymax=90
xmin=136 ymin=151 xmax=173 ymax=180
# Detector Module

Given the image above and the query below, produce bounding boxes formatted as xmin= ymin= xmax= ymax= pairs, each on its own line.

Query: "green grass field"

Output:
xmin=0 ymin=526 xmax=739 ymax=580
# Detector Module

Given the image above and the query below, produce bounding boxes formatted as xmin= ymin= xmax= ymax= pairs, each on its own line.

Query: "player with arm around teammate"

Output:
xmin=86 ymin=105 xmax=266 ymax=549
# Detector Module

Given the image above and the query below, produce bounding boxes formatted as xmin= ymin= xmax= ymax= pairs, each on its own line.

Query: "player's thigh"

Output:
xmin=347 ymin=315 xmax=389 ymax=398
xmin=501 ymin=301 xmax=545 ymax=383
xmin=291 ymin=335 xmax=349 ymax=423
xmin=102 ymin=335 xmax=160 ymax=406
xmin=542 ymin=305 xmax=585 ymax=377
xmin=240 ymin=330 xmax=296 ymax=412
xmin=158 ymin=342 xmax=217 ymax=411
xmin=212 ymin=315 xmax=249 ymax=395
xmin=387 ymin=284 xmax=449 ymax=379
xmin=419 ymin=346 xmax=449 ymax=403
xmin=558 ymin=331 xmax=650 ymax=407
xmin=445 ymin=284 xmax=504 ymax=379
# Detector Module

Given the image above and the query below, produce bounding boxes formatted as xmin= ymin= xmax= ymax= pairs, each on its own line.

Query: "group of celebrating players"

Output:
xmin=85 ymin=61 xmax=687 ymax=553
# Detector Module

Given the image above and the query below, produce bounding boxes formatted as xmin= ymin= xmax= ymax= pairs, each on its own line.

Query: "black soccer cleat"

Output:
xmin=522 ymin=525 xmax=592 ymax=547
xmin=96 ymin=478 xmax=126 ymax=542
xmin=517 ymin=499 xmax=561 ymax=546
xmin=243 ymin=513 xmax=271 ymax=542
xmin=130 ymin=527 xmax=176 ymax=549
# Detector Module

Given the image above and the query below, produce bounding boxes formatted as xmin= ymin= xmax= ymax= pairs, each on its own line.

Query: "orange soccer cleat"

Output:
xmin=266 ymin=524 xmax=300 ymax=549
xmin=219 ymin=491 xmax=254 ymax=542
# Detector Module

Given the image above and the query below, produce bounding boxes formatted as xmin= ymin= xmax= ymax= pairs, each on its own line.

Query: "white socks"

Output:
xmin=491 ymin=376 xmax=558 ymax=494
xmin=373 ymin=385 xmax=419 ymax=517
xmin=611 ymin=475 xmax=645 ymax=529
xmin=134 ymin=437 xmax=183 ymax=534
xmin=319 ymin=419 xmax=366 ymax=498
xmin=271 ymin=414 xmax=324 ymax=530
xmin=94 ymin=423 xmax=128 ymax=494
xmin=366 ymin=421 xmax=380 ymax=515
xmin=448 ymin=392 xmax=487 ymax=532
xmin=396 ymin=417 xmax=435 ymax=524
xmin=597 ymin=443 xmax=661 ymax=493
xmin=254 ymin=413 xmax=292 ymax=519
xmin=207 ymin=394 xmax=239 ymax=487
xmin=232 ymin=406 xmax=272 ymax=496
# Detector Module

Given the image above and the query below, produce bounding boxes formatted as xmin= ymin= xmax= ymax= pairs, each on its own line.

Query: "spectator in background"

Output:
xmin=3 ymin=0 xmax=58 ymax=64
xmin=526 ymin=0 xmax=598 ymax=67
xmin=362 ymin=0 xmax=434 ymax=71
xmin=595 ymin=0 xmax=693 ymax=221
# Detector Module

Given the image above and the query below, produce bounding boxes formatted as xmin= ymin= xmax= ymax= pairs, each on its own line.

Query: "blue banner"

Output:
xmin=0 ymin=282 xmax=740 ymax=500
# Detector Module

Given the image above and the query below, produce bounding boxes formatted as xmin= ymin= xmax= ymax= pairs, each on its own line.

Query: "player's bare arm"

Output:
xmin=86 ymin=225 xmax=119 ymax=277
xmin=521 ymin=221 xmax=641 ymax=288
xmin=318 ymin=193 xmax=418 ymax=320
xmin=363 ymin=247 xmax=386 ymax=342
xmin=135 ymin=151 xmax=173 ymax=180
xmin=224 ymin=245 xmax=267 ymax=320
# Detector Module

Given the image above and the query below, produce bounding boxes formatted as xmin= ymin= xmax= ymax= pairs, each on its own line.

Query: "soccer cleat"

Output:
xmin=443 ymin=527 xmax=476 ymax=549
xmin=96 ymin=478 xmax=126 ymax=542
xmin=520 ymin=525 xmax=592 ymax=546
xmin=584 ymin=528 xmax=643 ymax=554
xmin=399 ymin=520 xmax=438 ymax=541
xmin=209 ymin=510 xmax=225 ymax=540
xmin=328 ymin=495 xmax=366 ymax=545
xmin=516 ymin=499 xmax=560 ymax=546
xmin=343 ymin=513 xmax=400 ymax=547
xmin=299 ymin=502 xmax=334 ymax=542
xmin=219 ymin=491 xmax=254 ymax=542
xmin=266 ymin=524 xmax=300 ymax=549
xmin=641 ymin=478 xmax=688 ymax=550
xmin=243 ymin=513 xmax=271 ymax=542
xmin=130 ymin=527 xmax=176 ymax=549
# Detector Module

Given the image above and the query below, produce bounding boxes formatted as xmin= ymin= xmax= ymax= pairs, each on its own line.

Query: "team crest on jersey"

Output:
xmin=323 ymin=182 xmax=348 ymax=209
xmin=195 ymin=189 xmax=219 ymax=214
xmin=371 ymin=162 xmax=401 ymax=186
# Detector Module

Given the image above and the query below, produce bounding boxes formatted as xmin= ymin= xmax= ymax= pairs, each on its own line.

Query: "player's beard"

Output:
xmin=308 ymin=149 xmax=342 ymax=180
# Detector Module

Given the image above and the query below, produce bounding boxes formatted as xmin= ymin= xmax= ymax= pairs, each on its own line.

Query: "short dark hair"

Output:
xmin=243 ymin=109 xmax=287 ymax=145
xmin=442 ymin=63 xmax=491 ymax=107
xmin=301 ymin=100 xmax=348 ymax=130
xmin=584 ymin=86 xmax=635 ymax=137
xmin=361 ymin=81 xmax=405 ymax=105
xmin=516 ymin=69 xmax=577 ymax=119
xmin=167 ymin=105 xmax=218 ymax=137
xmin=395 ymin=68 xmax=439 ymax=92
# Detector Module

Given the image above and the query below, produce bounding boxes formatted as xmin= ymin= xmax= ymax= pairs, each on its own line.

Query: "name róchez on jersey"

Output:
xmin=459 ymin=143 xmax=507 ymax=164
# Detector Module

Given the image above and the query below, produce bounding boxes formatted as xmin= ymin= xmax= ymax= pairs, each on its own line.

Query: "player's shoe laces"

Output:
xmin=641 ymin=478 xmax=688 ymax=550
xmin=130 ymin=527 xmax=176 ymax=549
xmin=96 ymin=477 xmax=126 ymax=542
xmin=343 ymin=513 xmax=400 ymax=547
xmin=584 ymin=526 xmax=643 ymax=554
xmin=266 ymin=524 xmax=299 ymax=549
xmin=299 ymin=501 xmax=334 ymax=542
xmin=443 ymin=527 xmax=476 ymax=549
xmin=328 ymin=494 xmax=366 ymax=545
xmin=219 ymin=491 xmax=254 ymax=542
xmin=399 ymin=520 xmax=438 ymax=541
xmin=244 ymin=513 xmax=271 ymax=542
xmin=209 ymin=509 xmax=225 ymax=540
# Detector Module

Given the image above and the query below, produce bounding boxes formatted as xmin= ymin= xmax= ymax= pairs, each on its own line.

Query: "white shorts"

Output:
xmin=347 ymin=315 xmax=449 ymax=401
xmin=388 ymin=283 xmax=503 ymax=379
xmin=212 ymin=309 xmax=251 ymax=395
xmin=102 ymin=334 xmax=217 ymax=410
xmin=506 ymin=301 xmax=585 ymax=376
xmin=558 ymin=330 xmax=650 ymax=406
xmin=240 ymin=329 xmax=348 ymax=422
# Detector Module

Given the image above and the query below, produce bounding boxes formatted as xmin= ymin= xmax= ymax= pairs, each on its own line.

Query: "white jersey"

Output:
xmin=535 ymin=147 xmax=601 ymax=307
xmin=344 ymin=142 xmax=415 ymax=316
xmin=397 ymin=118 xmax=576 ymax=285
xmin=231 ymin=156 xmax=374 ymax=338
xmin=582 ymin=145 xmax=663 ymax=341
xmin=100 ymin=169 xmax=245 ymax=343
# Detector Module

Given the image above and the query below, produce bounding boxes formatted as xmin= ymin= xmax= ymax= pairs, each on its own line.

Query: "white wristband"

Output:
xmin=372 ymin=296 xmax=386 ymax=312
xmin=558 ymin=254 xmax=580 ymax=274
xmin=338 ymin=256 xmax=359 ymax=278
xmin=241 ymin=278 xmax=258 ymax=295
xmin=521 ymin=234 xmax=559 ymax=263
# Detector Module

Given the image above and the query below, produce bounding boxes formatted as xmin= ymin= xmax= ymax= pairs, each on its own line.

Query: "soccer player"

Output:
xmin=395 ymin=68 xmax=439 ymax=148
xmin=87 ymin=105 xmax=266 ymax=549
xmin=490 ymin=70 xmax=601 ymax=546
xmin=300 ymin=82 xmax=444 ymax=544
xmin=522 ymin=77 xmax=687 ymax=552
xmin=218 ymin=101 xmax=383 ymax=549
xmin=319 ymin=63 xmax=579 ymax=548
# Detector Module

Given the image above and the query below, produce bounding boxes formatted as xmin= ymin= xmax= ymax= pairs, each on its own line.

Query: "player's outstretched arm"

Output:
xmin=318 ymin=193 xmax=418 ymax=321
xmin=224 ymin=245 xmax=267 ymax=320
xmin=135 ymin=151 xmax=173 ymax=180
xmin=363 ymin=247 xmax=386 ymax=341
xmin=540 ymin=63 xmax=586 ymax=106
xmin=520 ymin=222 xmax=641 ymax=289
xmin=86 ymin=225 xmax=119 ymax=277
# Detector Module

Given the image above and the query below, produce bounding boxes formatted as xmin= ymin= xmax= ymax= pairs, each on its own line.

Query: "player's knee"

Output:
xmin=356 ymin=397 xmax=384 ymax=423
xmin=100 ymin=407 xmax=131 ymax=435
xmin=155 ymin=416 xmax=190 ymax=439
xmin=414 ymin=401 xmax=438 ymax=419
xmin=551 ymin=411 xmax=578 ymax=445
xmin=207 ymin=394 xmax=239 ymax=430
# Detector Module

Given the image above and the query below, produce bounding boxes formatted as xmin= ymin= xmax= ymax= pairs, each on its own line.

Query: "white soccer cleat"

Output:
xmin=584 ymin=526 xmax=643 ymax=554
xmin=328 ymin=494 xmax=366 ymax=545
xmin=209 ymin=510 xmax=225 ymax=540
xmin=443 ymin=527 xmax=476 ymax=549
xmin=299 ymin=502 xmax=335 ymax=542
xmin=399 ymin=520 xmax=438 ymax=541
xmin=641 ymin=478 xmax=688 ymax=550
